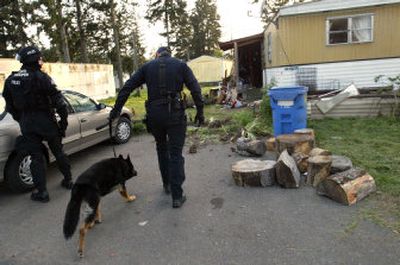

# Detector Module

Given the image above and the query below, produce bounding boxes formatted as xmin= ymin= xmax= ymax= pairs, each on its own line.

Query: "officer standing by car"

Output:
xmin=110 ymin=47 xmax=204 ymax=208
xmin=3 ymin=46 xmax=73 ymax=202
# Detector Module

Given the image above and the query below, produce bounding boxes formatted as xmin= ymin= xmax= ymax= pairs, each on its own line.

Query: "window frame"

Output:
xmin=62 ymin=91 xmax=98 ymax=113
xmin=326 ymin=13 xmax=374 ymax=46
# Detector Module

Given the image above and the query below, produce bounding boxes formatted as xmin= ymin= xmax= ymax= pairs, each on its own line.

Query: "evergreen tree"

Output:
xmin=169 ymin=0 xmax=192 ymax=60
xmin=145 ymin=0 xmax=188 ymax=48
xmin=74 ymin=0 xmax=89 ymax=63
xmin=190 ymin=0 xmax=221 ymax=59
xmin=32 ymin=0 xmax=76 ymax=62
xmin=0 ymin=1 xmax=31 ymax=57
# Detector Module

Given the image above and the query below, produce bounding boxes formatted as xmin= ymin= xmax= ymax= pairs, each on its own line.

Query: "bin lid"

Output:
xmin=268 ymin=86 xmax=308 ymax=100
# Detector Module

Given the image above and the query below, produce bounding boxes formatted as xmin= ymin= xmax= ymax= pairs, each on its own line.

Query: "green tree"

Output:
xmin=170 ymin=1 xmax=192 ymax=60
xmin=74 ymin=0 xmax=89 ymax=63
xmin=32 ymin=0 xmax=76 ymax=62
xmin=145 ymin=0 xmax=188 ymax=48
xmin=0 ymin=1 xmax=31 ymax=57
xmin=190 ymin=0 xmax=221 ymax=58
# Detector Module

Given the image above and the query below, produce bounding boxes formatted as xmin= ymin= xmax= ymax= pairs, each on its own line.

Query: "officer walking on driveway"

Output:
xmin=3 ymin=46 xmax=73 ymax=203
xmin=110 ymin=47 xmax=204 ymax=208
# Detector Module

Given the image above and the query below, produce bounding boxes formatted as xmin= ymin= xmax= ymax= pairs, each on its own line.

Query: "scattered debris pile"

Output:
xmin=231 ymin=128 xmax=376 ymax=205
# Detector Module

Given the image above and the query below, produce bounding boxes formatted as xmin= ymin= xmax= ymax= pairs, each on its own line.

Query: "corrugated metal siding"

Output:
xmin=280 ymin=0 xmax=400 ymax=16
xmin=307 ymin=96 xmax=397 ymax=119
xmin=266 ymin=4 xmax=400 ymax=67
xmin=265 ymin=57 xmax=400 ymax=90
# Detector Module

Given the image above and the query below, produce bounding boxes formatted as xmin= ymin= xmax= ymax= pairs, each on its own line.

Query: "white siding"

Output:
xmin=280 ymin=0 xmax=400 ymax=16
xmin=264 ymin=57 xmax=400 ymax=90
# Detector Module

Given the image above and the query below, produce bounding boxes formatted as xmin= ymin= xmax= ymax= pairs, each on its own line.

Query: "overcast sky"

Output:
xmin=136 ymin=0 xmax=264 ymax=57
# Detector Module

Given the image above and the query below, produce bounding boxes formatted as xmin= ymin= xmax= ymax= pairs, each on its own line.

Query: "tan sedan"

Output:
xmin=0 ymin=90 xmax=133 ymax=192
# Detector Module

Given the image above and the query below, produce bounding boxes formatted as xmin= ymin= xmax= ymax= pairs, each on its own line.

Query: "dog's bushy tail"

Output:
xmin=63 ymin=185 xmax=85 ymax=239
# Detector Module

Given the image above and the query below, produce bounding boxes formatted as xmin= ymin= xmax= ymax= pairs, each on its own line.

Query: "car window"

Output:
xmin=63 ymin=92 xmax=97 ymax=113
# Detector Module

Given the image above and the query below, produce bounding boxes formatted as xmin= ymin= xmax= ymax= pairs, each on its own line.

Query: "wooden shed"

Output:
xmin=219 ymin=33 xmax=264 ymax=89
xmin=264 ymin=0 xmax=400 ymax=91
xmin=187 ymin=55 xmax=233 ymax=85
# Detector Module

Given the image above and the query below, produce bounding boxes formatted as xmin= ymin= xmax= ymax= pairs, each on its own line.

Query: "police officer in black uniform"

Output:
xmin=110 ymin=47 xmax=204 ymax=208
xmin=3 ymin=46 xmax=73 ymax=202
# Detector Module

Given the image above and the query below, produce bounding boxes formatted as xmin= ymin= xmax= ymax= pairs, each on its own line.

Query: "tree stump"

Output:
xmin=331 ymin=155 xmax=353 ymax=174
xmin=294 ymin=128 xmax=315 ymax=139
xmin=317 ymin=168 xmax=376 ymax=205
xmin=231 ymin=159 xmax=276 ymax=187
xmin=237 ymin=137 xmax=266 ymax=157
xmin=276 ymin=133 xmax=315 ymax=155
xmin=292 ymin=152 xmax=309 ymax=173
xmin=309 ymin=148 xmax=332 ymax=157
xmin=307 ymin=155 xmax=332 ymax=187
xmin=275 ymin=150 xmax=301 ymax=188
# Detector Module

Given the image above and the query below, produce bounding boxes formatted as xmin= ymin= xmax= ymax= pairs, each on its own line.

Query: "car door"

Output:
xmin=62 ymin=91 xmax=109 ymax=149
xmin=60 ymin=92 xmax=82 ymax=155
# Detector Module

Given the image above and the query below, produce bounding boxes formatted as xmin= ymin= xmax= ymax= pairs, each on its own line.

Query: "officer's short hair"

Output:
xmin=156 ymin=47 xmax=171 ymax=57
xmin=16 ymin=46 xmax=42 ymax=64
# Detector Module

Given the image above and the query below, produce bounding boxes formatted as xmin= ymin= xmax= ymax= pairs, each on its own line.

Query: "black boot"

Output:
xmin=31 ymin=190 xmax=50 ymax=203
xmin=172 ymin=194 xmax=187 ymax=208
xmin=61 ymin=179 xmax=74 ymax=190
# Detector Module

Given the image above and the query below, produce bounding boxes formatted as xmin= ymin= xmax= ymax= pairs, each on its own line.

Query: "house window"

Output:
xmin=327 ymin=14 xmax=373 ymax=45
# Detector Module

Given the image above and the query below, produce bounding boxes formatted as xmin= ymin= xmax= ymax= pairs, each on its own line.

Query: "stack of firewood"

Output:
xmin=231 ymin=128 xmax=376 ymax=205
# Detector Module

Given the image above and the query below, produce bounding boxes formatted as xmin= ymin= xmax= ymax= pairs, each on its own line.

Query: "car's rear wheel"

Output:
xmin=5 ymin=151 xmax=45 ymax=192
xmin=113 ymin=117 xmax=132 ymax=144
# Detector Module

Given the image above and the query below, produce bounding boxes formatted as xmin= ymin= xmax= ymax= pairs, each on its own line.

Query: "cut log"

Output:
xmin=292 ymin=152 xmax=309 ymax=173
xmin=237 ymin=137 xmax=266 ymax=157
xmin=231 ymin=159 xmax=276 ymax=187
xmin=276 ymin=133 xmax=315 ymax=155
xmin=275 ymin=150 xmax=301 ymax=188
xmin=294 ymin=128 xmax=315 ymax=139
xmin=266 ymin=137 xmax=276 ymax=152
xmin=309 ymin=148 xmax=332 ymax=157
xmin=317 ymin=168 xmax=376 ymax=205
xmin=307 ymin=155 xmax=332 ymax=187
xmin=331 ymin=155 xmax=353 ymax=174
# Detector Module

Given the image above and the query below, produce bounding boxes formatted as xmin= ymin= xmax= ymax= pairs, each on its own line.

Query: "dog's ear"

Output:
xmin=118 ymin=154 xmax=123 ymax=159
xmin=126 ymin=154 xmax=131 ymax=162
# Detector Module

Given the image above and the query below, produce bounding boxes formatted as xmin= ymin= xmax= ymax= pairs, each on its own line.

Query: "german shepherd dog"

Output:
xmin=63 ymin=155 xmax=137 ymax=257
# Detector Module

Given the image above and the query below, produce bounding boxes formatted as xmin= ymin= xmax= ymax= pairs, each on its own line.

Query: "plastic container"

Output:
xmin=268 ymin=86 xmax=308 ymax=136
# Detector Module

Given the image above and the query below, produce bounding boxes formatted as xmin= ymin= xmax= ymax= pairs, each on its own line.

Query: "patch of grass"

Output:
xmin=101 ymin=86 xmax=216 ymax=121
xmin=309 ymin=117 xmax=400 ymax=197
xmin=132 ymin=121 xmax=147 ymax=134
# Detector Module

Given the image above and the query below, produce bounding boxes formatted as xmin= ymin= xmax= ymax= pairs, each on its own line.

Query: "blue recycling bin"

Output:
xmin=268 ymin=86 xmax=308 ymax=136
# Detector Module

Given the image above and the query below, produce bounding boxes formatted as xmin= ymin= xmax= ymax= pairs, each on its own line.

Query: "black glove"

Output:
xmin=194 ymin=108 xmax=205 ymax=126
xmin=58 ymin=119 xmax=68 ymax=138
xmin=109 ymin=108 xmax=120 ymax=121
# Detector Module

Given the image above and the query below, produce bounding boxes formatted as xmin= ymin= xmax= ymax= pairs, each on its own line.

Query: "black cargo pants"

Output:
xmin=147 ymin=101 xmax=187 ymax=200
xmin=18 ymin=113 xmax=71 ymax=192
